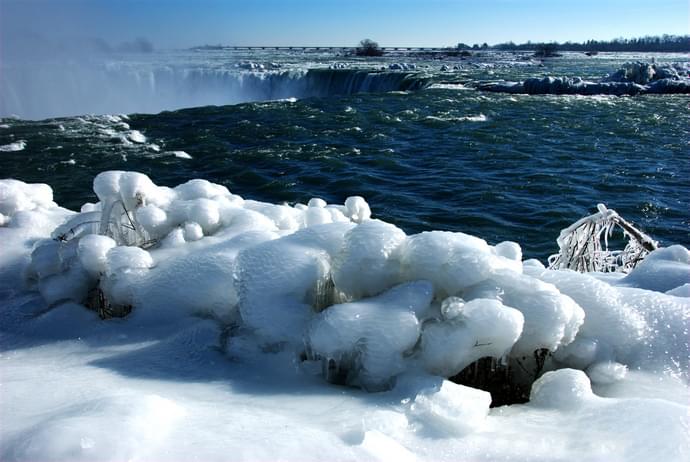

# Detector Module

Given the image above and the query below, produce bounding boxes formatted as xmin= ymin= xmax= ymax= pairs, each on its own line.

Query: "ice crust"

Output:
xmin=2 ymin=173 xmax=689 ymax=461
xmin=10 ymin=171 xmax=690 ymax=387
xmin=478 ymin=61 xmax=690 ymax=96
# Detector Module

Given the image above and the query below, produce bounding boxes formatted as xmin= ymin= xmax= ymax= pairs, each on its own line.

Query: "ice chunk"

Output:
xmin=397 ymin=374 xmax=491 ymax=436
xmin=305 ymin=206 xmax=332 ymax=227
xmin=77 ymin=234 xmax=117 ymax=278
xmin=160 ymin=227 xmax=186 ymax=248
xmin=174 ymin=178 xmax=230 ymax=200
xmin=400 ymin=231 xmax=521 ymax=298
xmin=308 ymin=198 xmax=327 ymax=208
xmin=307 ymin=281 xmax=432 ymax=390
xmin=183 ymin=222 xmax=204 ymax=241
xmin=80 ymin=202 xmax=101 ymax=213
xmin=332 ymin=220 xmax=406 ymax=298
xmin=440 ymin=296 xmax=464 ymax=321
xmin=241 ymin=201 xmax=300 ymax=231
xmin=93 ymin=171 xmax=125 ymax=202
xmin=418 ymin=298 xmax=524 ymax=377
xmin=165 ymin=199 xmax=221 ymax=236
xmin=464 ymin=270 xmax=585 ymax=355
xmin=127 ymin=130 xmax=147 ymax=143
xmin=135 ymin=205 xmax=168 ymax=235
xmin=494 ymin=240 xmax=522 ymax=261
xmin=50 ymin=211 xmax=102 ymax=241
xmin=171 ymin=150 xmax=192 ymax=159
xmin=187 ymin=199 xmax=220 ymax=234
xmin=326 ymin=205 xmax=350 ymax=223
xmin=118 ymin=171 xmax=158 ymax=210
xmin=523 ymin=258 xmax=546 ymax=271
xmin=529 ymin=369 xmax=595 ymax=409
xmin=344 ymin=196 xmax=371 ymax=223
xmin=128 ymin=234 xmax=273 ymax=323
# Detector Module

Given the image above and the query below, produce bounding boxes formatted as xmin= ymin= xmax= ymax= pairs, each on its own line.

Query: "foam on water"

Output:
xmin=0 ymin=140 xmax=26 ymax=151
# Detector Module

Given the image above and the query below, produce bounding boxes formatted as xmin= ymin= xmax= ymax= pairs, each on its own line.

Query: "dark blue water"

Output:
xmin=1 ymin=54 xmax=689 ymax=261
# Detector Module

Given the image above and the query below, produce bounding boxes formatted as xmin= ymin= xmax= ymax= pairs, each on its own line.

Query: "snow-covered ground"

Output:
xmin=1 ymin=173 xmax=688 ymax=462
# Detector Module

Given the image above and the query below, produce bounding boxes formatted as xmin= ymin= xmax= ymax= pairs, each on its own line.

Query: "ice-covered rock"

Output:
xmin=464 ymin=270 xmax=585 ymax=356
xmin=77 ymin=235 xmax=117 ymax=278
xmin=332 ymin=220 xmax=406 ymax=299
xmin=388 ymin=63 xmax=417 ymax=71
xmin=417 ymin=298 xmax=524 ymax=377
xmin=307 ymin=281 xmax=433 ymax=390
xmin=7 ymin=171 xmax=689 ymax=401
xmin=236 ymin=223 xmax=353 ymax=345
xmin=477 ymin=61 xmax=690 ymax=95
xmin=1 ymin=171 xmax=689 ymax=462
xmin=400 ymin=231 xmax=521 ymax=298
xmin=605 ymin=61 xmax=685 ymax=85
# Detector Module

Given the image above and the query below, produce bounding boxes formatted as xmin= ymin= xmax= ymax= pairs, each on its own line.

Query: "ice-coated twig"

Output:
xmin=548 ymin=204 xmax=657 ymax=273
xmin=98 ymin=199 xmax=149 ymax=247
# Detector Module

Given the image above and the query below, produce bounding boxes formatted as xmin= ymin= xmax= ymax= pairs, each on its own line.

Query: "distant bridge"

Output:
xmin=223 ymin=46 xmax=453 ymax=52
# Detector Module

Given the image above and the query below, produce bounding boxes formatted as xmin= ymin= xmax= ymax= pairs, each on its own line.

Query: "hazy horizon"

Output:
xmin=1 ymin=0 xmax=688 ymax=53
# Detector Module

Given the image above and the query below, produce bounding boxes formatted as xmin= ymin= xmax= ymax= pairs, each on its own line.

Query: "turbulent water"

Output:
xmin=1 ymin=50 xmax=688 ymax=260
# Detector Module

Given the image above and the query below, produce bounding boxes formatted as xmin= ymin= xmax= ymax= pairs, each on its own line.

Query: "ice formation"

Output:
xmin=3 ymin=171 xmax=685 ymax=394
xmin=2 ymin=172 xmax=689 ymax=461
xmin=478 ymin=61 xmax=690 ymax=95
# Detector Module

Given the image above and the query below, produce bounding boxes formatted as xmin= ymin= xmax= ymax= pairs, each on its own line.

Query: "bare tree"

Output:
xmin=356 ymin=39 xmax=384 ymax=57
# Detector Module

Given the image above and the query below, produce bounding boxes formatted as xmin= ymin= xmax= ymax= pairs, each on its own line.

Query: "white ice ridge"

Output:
xmin=3 ymin=172 xmax=689 ymax=392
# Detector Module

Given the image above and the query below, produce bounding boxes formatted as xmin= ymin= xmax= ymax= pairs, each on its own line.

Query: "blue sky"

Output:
xmin=1 ymin=0 xmax=688 ymax=49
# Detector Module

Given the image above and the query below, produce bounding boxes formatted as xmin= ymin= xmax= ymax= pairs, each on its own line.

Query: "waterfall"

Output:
xmin=0 ymin=62 xmax=430 ymax=120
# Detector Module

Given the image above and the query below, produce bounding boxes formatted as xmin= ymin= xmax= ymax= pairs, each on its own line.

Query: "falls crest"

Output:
xmin=0 ymin=65 xmax=430 ymax=119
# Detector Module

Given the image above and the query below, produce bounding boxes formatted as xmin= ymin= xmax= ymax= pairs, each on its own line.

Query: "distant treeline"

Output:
xmin=481 ymin=35 xmax=690 ymax=53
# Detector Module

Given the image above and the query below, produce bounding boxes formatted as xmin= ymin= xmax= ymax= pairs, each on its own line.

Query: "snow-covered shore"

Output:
xmin=1 ymin=173 xmax=688 ymax=461
xmin=478 ymin=61 xmax=690 ymax=95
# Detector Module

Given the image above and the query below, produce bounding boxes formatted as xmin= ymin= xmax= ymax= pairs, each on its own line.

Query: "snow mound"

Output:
xmin=0 ymin=179 xmax=56 ymax=224
xmin=307 ymin=281 xmax=432 ymax=390
xmin=529 ymin=368 xmax=596 ymax=409
xmin=2 ymin=171 xmax=690 ymax=462
xmin=4 ymin=171 xmax=688 ymax=395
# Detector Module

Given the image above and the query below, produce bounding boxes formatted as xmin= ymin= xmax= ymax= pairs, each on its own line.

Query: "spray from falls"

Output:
xmin=0 ymin=62 xmax=430 ymax=120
